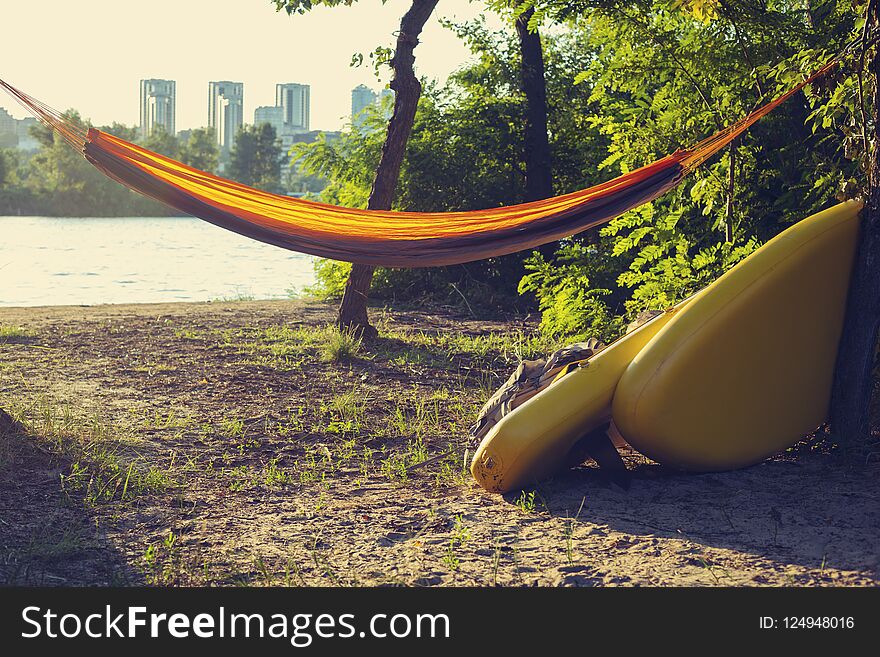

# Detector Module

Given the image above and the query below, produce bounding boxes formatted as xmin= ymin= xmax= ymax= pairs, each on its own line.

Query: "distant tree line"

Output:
xmin=0 ymin=117 xmax=324 ymax=217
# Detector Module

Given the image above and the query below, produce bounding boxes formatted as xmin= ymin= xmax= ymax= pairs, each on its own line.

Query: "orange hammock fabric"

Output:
xmin=0 ymin=56 xmax=840 ymax=267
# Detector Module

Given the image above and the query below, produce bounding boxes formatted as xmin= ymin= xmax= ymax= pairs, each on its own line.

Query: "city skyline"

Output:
xmin=208 ymin=81 xmax=244 ymax=154
xmin=276 ymin=83 xmax=310 ymax=133
xmin=0 ymin=1 xmax=502 ymax=132
xmin=1 ymin=77 xmax=363 ymax=151
xmin=139 ymin=79 xmax=176 ymax=138
xmin=351 ymin=84 xmax=393 ymax=126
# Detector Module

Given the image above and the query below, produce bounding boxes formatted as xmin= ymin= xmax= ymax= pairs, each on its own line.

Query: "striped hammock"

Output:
xmin=0 ymin=56 xmax=840 ymax=267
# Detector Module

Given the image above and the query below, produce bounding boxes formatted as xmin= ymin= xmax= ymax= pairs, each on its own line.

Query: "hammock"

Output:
xmin=0 ymin=56 xmax=841 ymax=267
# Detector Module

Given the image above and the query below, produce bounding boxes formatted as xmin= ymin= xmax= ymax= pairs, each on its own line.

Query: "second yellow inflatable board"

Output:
xmin=612 ymin=201 xmax=862 ymax=470
xmin=470 ymin=297 xmax=696 ymax=493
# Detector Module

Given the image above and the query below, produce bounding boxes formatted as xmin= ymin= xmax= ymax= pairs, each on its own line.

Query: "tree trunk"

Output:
xmin=514 ymin=7 xmax=554 ymax=202
xmin=336 ymin=0 xmax=439 ymax=337
xmin=829 ymin=1 xmax=880 ymax=446
xmin=725 ymin=142 xmax=736 ymax=243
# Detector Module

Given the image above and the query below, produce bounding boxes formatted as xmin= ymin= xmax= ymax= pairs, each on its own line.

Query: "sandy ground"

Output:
xmin=0 ymin=299 xmax=878 ymax=586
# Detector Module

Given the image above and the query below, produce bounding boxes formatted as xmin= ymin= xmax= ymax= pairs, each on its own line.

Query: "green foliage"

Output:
xmin=103 ymin=122 xmax=139 ymax=142
xmin=180 ymin=128 xmax=219 ymax=174
xmin=514 ymin=0 xmax=861 ymax=337
xmin=299 ymin=18 xmax=609 ymax=312
xmin=306 ymin=258 xmax=353 ymax=298
xmin=228 ymin=124 xmax=283 ymax=193
xmin=272 ymin=1 xmax=361 ymax=15
xmin=0 ymin=132 xmax=16 ymax=150
xmin=320 ymin=326 xmax=364 ymax=363
xmin=599 ymin=203 xmax=758 ymax=315
xmin=0 ymin=114 xmax=292 ymax=214
xmin=519 ymin=240 xmax=625 ymax=342
xmin=0 ymin=111 xmax=173 ymax=216
xmin=143 ymin=125 xmax=179 ymax=159
xmin=297 ymin=6 xmax=861 ymax=331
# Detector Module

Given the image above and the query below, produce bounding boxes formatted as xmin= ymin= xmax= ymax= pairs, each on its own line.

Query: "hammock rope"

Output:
xmin=0 ymin=47 xmax=851 ymax=267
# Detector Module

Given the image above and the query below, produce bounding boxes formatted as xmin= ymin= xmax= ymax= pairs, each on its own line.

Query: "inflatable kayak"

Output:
xmin=470 ymin=200 xmax=862 ymax=493
xmin=470 ymin=295 xmax=697 ymax=493
xmin=612 ymin=200 xmax=862 ymax=470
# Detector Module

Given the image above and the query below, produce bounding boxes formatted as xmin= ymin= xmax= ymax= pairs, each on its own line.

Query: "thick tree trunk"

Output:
xmin=514 ymin=7 xmax=554 ymax=202
xmin=829 ymin=2 xmax=880 ymax=445
xmin=336 ymin=0 xmax=439 ymax=337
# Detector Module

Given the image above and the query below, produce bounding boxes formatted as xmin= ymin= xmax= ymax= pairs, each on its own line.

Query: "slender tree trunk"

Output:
xmin=336 ymin=0 xmax=439 ymax=337
xmin=514 ymin=7 xmax=554 ymax=202
xmin=725 ymin=143 xmax=736 ymax=243
xmin=829 ymin=1 xmax=880 ymax=445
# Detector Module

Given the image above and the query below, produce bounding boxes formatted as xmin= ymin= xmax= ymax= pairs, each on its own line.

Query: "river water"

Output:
xmin=0 ymin=216 xmax=317 ymax=307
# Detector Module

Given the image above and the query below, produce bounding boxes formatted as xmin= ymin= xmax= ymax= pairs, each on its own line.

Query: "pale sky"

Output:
xmin=0 ymin=0 xmax=503 ymax=132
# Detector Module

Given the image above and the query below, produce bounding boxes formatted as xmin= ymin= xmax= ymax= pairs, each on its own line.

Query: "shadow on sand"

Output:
xmin=511 ymin=454 xmax=880 ymax=579
xmin=0 ymin=419 xmax=139 ymax=586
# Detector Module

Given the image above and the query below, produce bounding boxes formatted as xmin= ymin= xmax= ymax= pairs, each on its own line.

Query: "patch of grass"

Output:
xmin=220 ymin=416 xmax=245 ymax=438
xmin=226 ymin=465 xmax=258 ymax=492
xmin=385 ymin=326 xmax=554 ymax=366
xmin=0 ymin=520 xmax=103 ymax=585
xmin=563 ymin=497 xmax=586 ymax=565
xmin=515 ymin=490 xmax=537 ymax=514
xmin=442 ymin=515 xmax=471 ymax=572
xmin=2 ymin=397 xmax=175 ymax=506
xmin=0 ymin=325 xmax=37 ymax=344
xmin=216 ymin=323 xmax=363 ymax=370
xmin=26 ymin=526 xmax=91 ymax=560
xmin=323 ymin=389 xmax=367 ymax=435
xmin=320 ymin=326 xmax=363 ymax=363
xmin=293 ymin=445 xmax=336 ymax=486
xmin=142 ymin=409 xmax=191 ymax=430
xmin=173 ymin=328 xmax=204 ymax=340
xmin=432 ymin=447 xmax=473 ymax=486
xmin=212 ymin=292 xmax=256 ymax=302
xmin=132 ymin=362 xmax=176 ymax=375
xmin=380 ymin=437 xmax=429 ymax=482
xmin=143 ymin=531 xmax=199 ymax=586
xmin=264 ymin=458 xmax=293 ymax=487
xmin=383 ymin=394 xmax=442 ymax=441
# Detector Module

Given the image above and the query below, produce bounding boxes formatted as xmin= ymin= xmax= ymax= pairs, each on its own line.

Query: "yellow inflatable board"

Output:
xmin=471 ymin=297 xmax=696 ymax=493
xmin=612 ymin=200 xmax=862 ymax=470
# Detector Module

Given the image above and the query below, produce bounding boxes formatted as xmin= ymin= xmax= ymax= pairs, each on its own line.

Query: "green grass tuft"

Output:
xmin=0 ymin=325 xmax=37 ymax=343
xmin=320 ymin=326 xmax=363 ymax=363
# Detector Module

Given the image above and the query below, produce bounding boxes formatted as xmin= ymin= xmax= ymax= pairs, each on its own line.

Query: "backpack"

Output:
xmin=468 ymin=338 xmax=604 ymax=446
xmin=469 ymin=310 xmax=663 ymax=448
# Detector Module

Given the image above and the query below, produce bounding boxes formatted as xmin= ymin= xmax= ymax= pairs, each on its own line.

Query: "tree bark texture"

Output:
xmin=829 ymin=0 xmax=880 ymax=445
xmin=336 ymin=0 xmax=439 ymax=337
xmin=514 ymin=7 xmax=554 ymax=202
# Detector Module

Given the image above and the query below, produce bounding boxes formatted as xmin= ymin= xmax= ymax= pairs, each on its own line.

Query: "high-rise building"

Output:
xmin=139 ymin=79 xmax=176 ymax=138
xmin=0 ymin=109 xmax=39 ymax=151
xmin=276 ymin=83 xmax=310 ymax=132
xmin=254 ymin=105 xmax=285 ymax=138
xmin=16 ymin=117 xmax=39 ymax=151
xmin=351 ymin=84 xmax=376 ymax=125
xmin=377 ymin=88 xmax=395 ymax=120
xmin=208 ymin=81 xmax=244 ymax=154
xmin=351 ymin=85 xmax=393 ymax=127
xmin=0 ymin=107 xmax=16 ymax=136
xmin=378 ymin=88 xmax=394 ymax=104
xmin=0 ymin=107 xmax=16 ymax=149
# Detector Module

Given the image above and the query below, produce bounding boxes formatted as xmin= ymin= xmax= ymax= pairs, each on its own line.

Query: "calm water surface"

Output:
xmin=1 ymin=216 xmax=316 ymax=307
